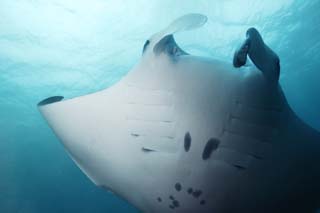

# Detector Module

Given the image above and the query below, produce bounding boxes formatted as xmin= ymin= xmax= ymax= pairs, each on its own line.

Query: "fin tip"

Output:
xmin=38 ymin=96 xmax=64 ymax=107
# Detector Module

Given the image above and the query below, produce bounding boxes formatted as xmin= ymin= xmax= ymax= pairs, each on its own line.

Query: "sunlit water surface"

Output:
xmin=0 ymin=0 xmax=319 ymax=212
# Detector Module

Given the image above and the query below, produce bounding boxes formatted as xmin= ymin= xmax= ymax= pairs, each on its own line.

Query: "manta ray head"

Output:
xmin=38 ymin=14 xmax=320 ymax=212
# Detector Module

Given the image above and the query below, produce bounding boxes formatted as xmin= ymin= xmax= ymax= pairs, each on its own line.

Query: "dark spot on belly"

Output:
xmin=184 ymin=132 xmax=191 ymax=152
xmin=172 ymin=200 xmax=180 ymax=207
xmin=157 ymin=197 xmax=162 ymax=202
xmin=187 ymin=188 xmax=193 ymax=194
xmin=200 ymin=200 xmax=206 ymax=205
xmin=175 ymin=183 xmax=182 ymax=191
xmin=192 ymin=190 xmax=202 ymax=198
xmin=169 ymin=195 xmax=174 ymax=200
xmin=169 ymin=204 xmax=175 ymax=209
xmin=202 ymin=138 xmax=220 ymax=160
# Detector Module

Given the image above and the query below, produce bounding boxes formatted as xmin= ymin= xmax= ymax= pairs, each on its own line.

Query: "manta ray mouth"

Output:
xmin=38 ymin=96 xmax=64 ymax=106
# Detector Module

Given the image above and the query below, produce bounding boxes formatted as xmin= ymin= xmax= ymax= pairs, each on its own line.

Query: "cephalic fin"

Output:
xmin=233 ymin=28 xmax=280 ymax=83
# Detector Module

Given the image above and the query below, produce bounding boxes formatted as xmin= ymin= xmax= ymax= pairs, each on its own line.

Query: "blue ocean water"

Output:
xmin=0 ymin=0 xmax=319 ymax=212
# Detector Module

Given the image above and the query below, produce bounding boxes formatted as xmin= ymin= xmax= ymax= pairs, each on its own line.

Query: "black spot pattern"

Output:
xmin=202 ymin=138 xmax=220 ymax=160
xmin=175 ymin=183 xmax=182 ymax=191
xmin=192 ymin=190 xmax=202 ymax=198
xmin=157 ymin=182 xmax=207 ymax=210
xmin=168 ymin=195 xmax=179 ymax=210
xmin=155 ymin=132 xmax=221 ymax=210
xmin=173 ymin=200 xmax=180 ymax=207
xmin=184 ymin=132 xmax=191 ymax=152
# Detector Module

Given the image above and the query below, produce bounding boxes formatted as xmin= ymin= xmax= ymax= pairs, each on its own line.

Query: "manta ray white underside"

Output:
xmin=38 ymin=14 xmax=320 ymax=212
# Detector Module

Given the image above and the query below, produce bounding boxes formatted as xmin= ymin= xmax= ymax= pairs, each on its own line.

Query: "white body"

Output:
xmin=38 ymin=14 xmax=320 ymax=212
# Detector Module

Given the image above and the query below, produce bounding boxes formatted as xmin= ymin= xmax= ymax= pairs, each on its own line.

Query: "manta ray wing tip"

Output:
xmin=38 ymin=96 xmax=64 ymax=107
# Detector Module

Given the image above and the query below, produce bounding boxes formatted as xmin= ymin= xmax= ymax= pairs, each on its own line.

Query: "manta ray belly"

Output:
xmin=137 ymin=61 xmax=279 ymax=212
xmin=38 ymin=54 xmax=320 ymax=212
xmin=38 ymin=13 xmax=320 ymax=213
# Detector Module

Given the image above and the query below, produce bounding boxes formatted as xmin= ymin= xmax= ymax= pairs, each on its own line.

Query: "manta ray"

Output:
xmin=38 ymin=14 xmax=320 ymax=212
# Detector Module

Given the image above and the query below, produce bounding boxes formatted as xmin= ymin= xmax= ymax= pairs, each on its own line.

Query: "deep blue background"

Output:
xmin=0 ymin=0 xmax=319 ymax=212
